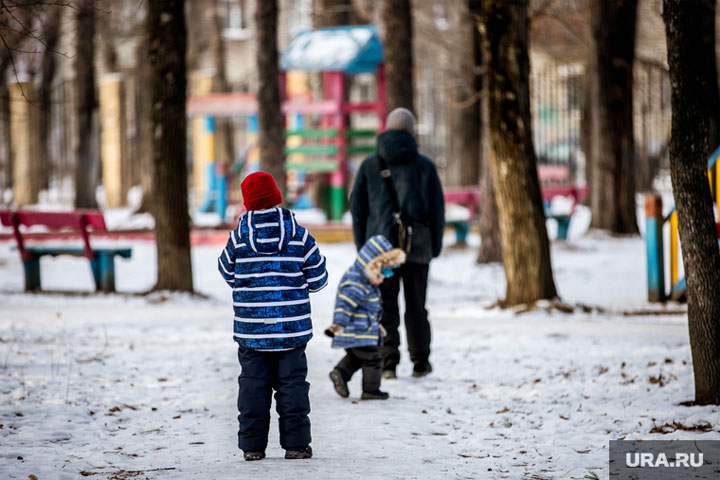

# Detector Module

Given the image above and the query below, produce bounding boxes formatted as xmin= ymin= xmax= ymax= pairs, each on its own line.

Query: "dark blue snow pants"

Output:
xmin=236 ymin=345 xmax=311 ymax=452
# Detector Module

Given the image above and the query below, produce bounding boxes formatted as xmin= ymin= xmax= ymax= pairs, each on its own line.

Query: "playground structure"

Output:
xmin=187 ymin=26 xmax=386 ymax=222
xmin=645 ymin=146 xmax=720 ymax=302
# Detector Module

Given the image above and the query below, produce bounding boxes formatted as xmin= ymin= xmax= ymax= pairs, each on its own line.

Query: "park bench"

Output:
xmin=444 ymin=188 xmax=482 ymax=245
xmin=443 ymin=165 xmax=588 ymax=244
xmin=537 ymin=164 xmax=587 ymax=240
xmin=0 ymin=210 xmax=132 ymax=292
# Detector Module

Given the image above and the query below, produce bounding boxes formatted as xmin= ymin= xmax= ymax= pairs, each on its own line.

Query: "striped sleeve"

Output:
xmin=218 ymin=230 xmax=238 ymax=288
xmin=301 ymin=231 xmax=328 ymax=292
xmin=333 ymin=281 xmax=366 ymax=325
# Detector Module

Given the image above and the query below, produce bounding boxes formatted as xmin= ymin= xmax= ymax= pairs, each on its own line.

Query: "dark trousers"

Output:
xmin=335 ymin=346 xmax=382 ymax=392
xmin=236 ymin=345 xmax=311 ymax=452
xmin=379 ymin=262 xmax=431 ymax=370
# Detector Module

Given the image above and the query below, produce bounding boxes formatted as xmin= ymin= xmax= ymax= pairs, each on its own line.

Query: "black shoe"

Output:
xmin=329 ymin=369 xmax=349 ymax=398
xmin=382 ymin=369 xmax=397 ymax=380
xmin=243 ymin=451 xmax=265 ymax=461
xmin=412 ymin=362 xmax=433 ymax=378
xmin=285 ymin=445 xmax=313 ymax=459
xmin=361 ymin=389 xmax=390 ymax=400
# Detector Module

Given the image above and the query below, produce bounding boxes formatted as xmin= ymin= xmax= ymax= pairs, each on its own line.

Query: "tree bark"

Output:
xmin=209 ymin=0 xmax=234 ymax=170
xmin=255 ymin=0 xmax=286 ymax=194
xmin=480 ymin=0 xmax=557 ymax=305
xmin=588 ymin=0 xmax=638 ymax=233
xmin=470 ymin=0 xmax=501 ymax=264
xmin=38 ymin=9 xmax=62 ymax=192
xmin=663 ymin=0 xmax=720 ymax=406
xmin=185 ymin=0 xmax=208 ymax=72
xmin=313 ymin=0 xmax=355 ymax=28
xmin=134 ymin=33 xmax=155 ymax=214
xmin=381 ymin=0 xmax=415 ymax=113
xmin=147 ymin=0 xmax=194 ymax=292
xmin=445 ymin=0 xmax=480 ymax=188
xmin=73 ymin=0 xmax=99 ymax=209
xmin=0 ymin=10 xmax=30 ymax=195
xmin=0 ymin=77 xmax=9 ymax=193
xmin=477 ymin=148 xmax=502 ymax=263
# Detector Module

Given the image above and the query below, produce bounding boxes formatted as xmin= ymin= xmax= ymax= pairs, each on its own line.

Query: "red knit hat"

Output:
xmin=241 ymin=172 xmax=283 ymax=211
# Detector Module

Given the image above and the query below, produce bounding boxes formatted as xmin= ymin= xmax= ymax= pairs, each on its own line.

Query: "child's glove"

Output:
xmin=324 ymin=323 xmax=344 ymax=338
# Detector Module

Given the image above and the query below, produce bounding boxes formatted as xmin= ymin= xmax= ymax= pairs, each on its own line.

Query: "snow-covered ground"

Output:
xmin=1 ymin=206 xmax=717 ymax=480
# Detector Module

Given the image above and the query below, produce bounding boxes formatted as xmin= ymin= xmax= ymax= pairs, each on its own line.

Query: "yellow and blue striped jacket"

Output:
xmin=330 ymin=235 xmax=391 ymax=349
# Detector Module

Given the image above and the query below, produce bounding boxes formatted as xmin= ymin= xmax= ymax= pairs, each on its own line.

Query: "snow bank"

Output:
xmin=1 ymin=224 xmax=716 ymax=479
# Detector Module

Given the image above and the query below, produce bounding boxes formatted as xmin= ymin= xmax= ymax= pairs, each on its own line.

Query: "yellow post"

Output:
xmin=715 ymin=162 xmax=720 ymax=222
xmin=191 ymin=72 xmax=214 ymax=207
xmin=10 ymin=82 xmax=39 ymax=206
xmin=100 ymin=74 xmax=128 ymax=207
xmin=670 ymin=210 xmax=679 ymax=288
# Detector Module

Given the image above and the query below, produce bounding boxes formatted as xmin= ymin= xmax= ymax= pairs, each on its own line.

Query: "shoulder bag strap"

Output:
xmin=377 ymin=155 xmax=402 ymax=225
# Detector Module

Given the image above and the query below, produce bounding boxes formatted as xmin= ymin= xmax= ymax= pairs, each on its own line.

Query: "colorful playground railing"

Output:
xmin=646 ymin=146 xmax=720 ymax=302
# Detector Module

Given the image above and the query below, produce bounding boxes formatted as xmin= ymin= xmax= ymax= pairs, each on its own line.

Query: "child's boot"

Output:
xmin=329 ymin=369 xmax=349 ymax=398
xmin=243 ymin=451 xmax=266 ymax=461
xmin=361 ymin=389 xmax=389 ymax=400
xmin=285 ymin=445 xmax=313 ymax=459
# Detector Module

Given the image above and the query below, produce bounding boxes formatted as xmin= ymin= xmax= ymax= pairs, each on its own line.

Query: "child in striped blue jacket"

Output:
xmin=325 ymin=235 xmax=406 ymax=400
xmin=218 ymin=172 xmax=328 ymax=462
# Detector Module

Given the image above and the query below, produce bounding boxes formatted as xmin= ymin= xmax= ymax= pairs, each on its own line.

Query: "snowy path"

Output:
xmin=1 ymin=228 xmax=718 ymax=479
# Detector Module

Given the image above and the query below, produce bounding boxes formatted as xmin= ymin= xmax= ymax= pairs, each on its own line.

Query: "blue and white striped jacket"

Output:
xmin=218 ymin=207 xmax=328 ymax=350
xmin=331 ymin=235 xmax=393 ymax=349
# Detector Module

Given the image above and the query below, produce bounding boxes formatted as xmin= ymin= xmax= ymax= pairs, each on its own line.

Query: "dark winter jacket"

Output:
xmin=350 ymin=129 xmax=445 ymax=262
xmin=218 ymin=207 xmax=328 ymax=350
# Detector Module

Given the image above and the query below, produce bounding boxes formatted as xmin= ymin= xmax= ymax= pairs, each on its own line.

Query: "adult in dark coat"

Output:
xmin=350 ymin=108 xmax=445 ymax=378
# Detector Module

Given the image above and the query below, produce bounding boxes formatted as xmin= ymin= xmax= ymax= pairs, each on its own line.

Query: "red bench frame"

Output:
xmin=443 ymin=166 xmax=589 ymax=242
xmin=0 ymin=210 xmax=131 ymax=292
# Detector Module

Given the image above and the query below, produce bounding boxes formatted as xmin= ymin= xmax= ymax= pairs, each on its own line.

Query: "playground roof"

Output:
xmin=279 ymin=25 xmax=384 ymax=74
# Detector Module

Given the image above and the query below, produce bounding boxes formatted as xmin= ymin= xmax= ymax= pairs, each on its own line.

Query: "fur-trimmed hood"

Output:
xmin=365 ymin=248 xmax=406 ymax=280
xmin=353 ymin=235 xmax=406 ymax=279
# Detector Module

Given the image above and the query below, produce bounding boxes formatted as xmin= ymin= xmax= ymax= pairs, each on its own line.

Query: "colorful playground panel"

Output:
xmin=187 ymin=26 xmax=387 ymax=222
xmin=645 ymin=146 xmax=720 ymax=302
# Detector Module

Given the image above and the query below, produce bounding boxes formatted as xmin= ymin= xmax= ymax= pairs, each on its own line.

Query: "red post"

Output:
xmin=10 ymin=213 xmax=28 ymax=261
xmin=376 ymin=62 xmax=387 ymax=131
xmin=78 ymin=214 xmax=94 ymax=259
xmin=323 ymin=72 xmax=347 ymax=221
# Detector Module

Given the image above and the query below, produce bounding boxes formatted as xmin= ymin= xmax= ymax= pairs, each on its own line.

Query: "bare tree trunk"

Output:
xmin=664 ymin=0 xmax=720 ymax=406
xmin=74 ymin=0 xmax=98 ymax=209
xmin=313 ymin=0 xmax=355 ymax=27
xmin=255 ymin=0 xmax=285 ymax=193
xmin=381 ymin=0 xmax=415 ymax=112
xmin=445 ymin=0 xmax=480 ymax=188
xmin=581 ymin=62 xmax=592 ymax=193
xmin=209 ymin=0 xmax=234 ymax=170
xmin=470 ymin=0 xmax=501 ymax=263
xmin=38 ymin=9 xmax=61 ymax=192
xmin=588 ymin=0 xmax=638 ymax=233
xmin=0 ymin=9 xmax=31 ymax=195
xmin=186 ymin=0 xmax=209 ymax=72
xmin=480 ymin=0 xmax=557 ymax=306
xmin=133 ymin=31 xmax=155 ymax=213
xmin=0 ymin=80 xmax=7 ymax=194
xmin=147 ymin=0 xmax=193 ymax=292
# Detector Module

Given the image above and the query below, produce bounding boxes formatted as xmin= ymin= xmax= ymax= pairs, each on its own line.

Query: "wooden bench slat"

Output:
xmin=24 ymin=247 xmax=132 ymax=258
xmin=0 ymin=210 xmax=107 ymax=231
